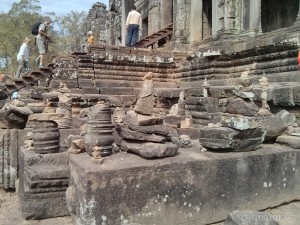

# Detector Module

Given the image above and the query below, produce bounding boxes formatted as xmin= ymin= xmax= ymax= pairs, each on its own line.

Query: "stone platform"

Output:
xmin=67 ymin=143 xmax=300 ymax=225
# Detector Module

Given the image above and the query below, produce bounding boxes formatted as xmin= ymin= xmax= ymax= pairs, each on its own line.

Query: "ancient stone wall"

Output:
xmin=261 ymin=0 xmax=299 ymax=33
xmin=85 ymin=2 xmax=108 ymax=44
xmin=106 ymin=0 xmax=300 ymax=45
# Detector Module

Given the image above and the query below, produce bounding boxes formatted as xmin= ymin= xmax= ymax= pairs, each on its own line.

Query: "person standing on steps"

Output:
xmin=15 ymin=37 xmax=31 ymax=78
xmin=35 ymin=17 xmax=51 ymax=68
xmin=125 ymin=5 xmax=142 ymax=48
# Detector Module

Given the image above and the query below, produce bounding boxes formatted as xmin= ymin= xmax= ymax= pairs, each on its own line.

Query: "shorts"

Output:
xmin=36 ymin=38 xmax=48 ymax=55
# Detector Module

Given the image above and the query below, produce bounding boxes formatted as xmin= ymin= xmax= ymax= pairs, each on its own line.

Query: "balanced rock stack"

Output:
xmin=116 ymin=72 xmax=178 ymax=159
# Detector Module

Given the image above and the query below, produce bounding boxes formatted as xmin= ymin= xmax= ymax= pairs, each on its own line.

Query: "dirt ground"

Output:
xmin=0 ymin=188 xmax=299 ymax=225
xmin=0 ymin=189 xmax=72 ymax=225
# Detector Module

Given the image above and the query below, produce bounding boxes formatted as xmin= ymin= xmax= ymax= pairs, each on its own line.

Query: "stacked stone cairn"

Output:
xmin=116 ymin=72 xmax=178 ymax=159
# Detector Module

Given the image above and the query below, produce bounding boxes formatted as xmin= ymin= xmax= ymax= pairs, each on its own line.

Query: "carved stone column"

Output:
xmin=148 ymin=0 xmax=160 ymax=34
xmin=161 ymin=0 xmax=173 ymax=28
xmin=295 ymin=0 xmax=300 ymax=25
xmin=190 ymin=0 xmax=203 ymax=42
xmin=249 ymin=0 xmax=262 ymax=34
xmin=173 ymin=0 xmax=189 ymax=44
xmin=212 ymin=0 xmax=219 ymax=36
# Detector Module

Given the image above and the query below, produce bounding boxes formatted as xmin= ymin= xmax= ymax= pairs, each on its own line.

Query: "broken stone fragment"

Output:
xmin=29 ymin=113 xmax=64 ymax=122
xmin=2 ymin=102 xmax=33 ymax=115
xmin=171 ymin=135 xmax=192 ymax=148
xmin=116 ymin=125 xmax=167 ymax=143
xmin=91 ymin=146 xmax=103 ymax=164
xmin=276 ymin=135 xmax=300 ymax=149
xmin=24 ymin=140 xmax=33 ymax=149
xmin=67 ymin=139 xmax=85 ymax=154
xmin=134 ymin=95 xmax=155 ymax=115
xmin=136 ymin=114 xmax=164 ymax=126
xmin=134 ymin=76 xmax=155 ymax=115
xmin=256 ymin=110 xmax=295 ymax=141
xmin=112 ymin=107 xmax=126 ymax=124
xmin=0 ymin=103 xmax=33 ymax=129
xmin=180 ymin=118 xmax=192 ymax=128
xmin=120 ymin=140 xmax=178 ymax=159
xmin=125 ymin=115 xmax=169 ymax=136
xmin=9 ymin=99 xmax=25 ymax=107
xmin=199 ymin=127 xmax=266 ymax=152
xmin=224 ymin=98 xmax=260 ymax=116
xmin=212 ymin=114 xmax=261 ymax=130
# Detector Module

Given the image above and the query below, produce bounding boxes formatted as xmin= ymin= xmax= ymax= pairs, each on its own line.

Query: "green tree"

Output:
xmin=0 ymin=0 xmax=43 ymax=75
xmin=0 ymin=0 xmax=88 ymax=75
xmin=55 ymin=11 xmax=87 ymax=54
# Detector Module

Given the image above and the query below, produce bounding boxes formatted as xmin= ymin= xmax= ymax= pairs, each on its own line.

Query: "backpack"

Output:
xmin=31 ymin=22 xmax=42 ymax=35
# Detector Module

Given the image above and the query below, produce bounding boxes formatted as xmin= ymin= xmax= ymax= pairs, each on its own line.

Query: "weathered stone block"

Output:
xmin=293 ymin=86 xmax=300 ymax=105
xmin=53 ymin=68 xmax=78 ymax=79
xmin=120 ymin=140 xmax=178 ymax=158
xmin=49 ymin=79 xmax=79 ymax=89
xmin=136 ymin=114 xmax=164 ymax=126
xmin=67 ymin=145 xmax=300 ymax=225
xmin=186 ymin=97 xmax=220 ymax=112
xmin=224 ymin=98 xmax=260 ymax=116
xmin=273 ymin=86 xmax=294 ymax=106
xmin=212 ymin=114 xmax=261 ymax=130
xmin=134 ymin=95 xmax=155 ymax=115
xmin=276 ymin=135 xmax=300 ymax=149
xmin=199 ymin=127 xmax=266 ymax=152
xmin=81 ymin=87 xmax=99 ymax=94
xmin=18 ymin=148 xmax=69 ymax=219
xmin=116 ymin=125 xmax=167 ymax=143
xmin=78 ymin=79 xmax=94 ymax=88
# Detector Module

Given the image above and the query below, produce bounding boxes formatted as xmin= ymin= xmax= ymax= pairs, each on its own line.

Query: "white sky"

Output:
xmin=0 ymin=0 xmax=109 ymax=16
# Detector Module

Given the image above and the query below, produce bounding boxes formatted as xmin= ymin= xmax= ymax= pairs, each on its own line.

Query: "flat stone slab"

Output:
xmin=224 ymin=210 xmax=279 ymax=225
xmin=199 ymin=127 xmax=265 ymax=152
xmin=67 ymin=144 xmax=300 ymax=225
xmin=276 ymin=135 xmax=300 ymax=149
xmin=120 ymin=140 xmax=178 ymax=158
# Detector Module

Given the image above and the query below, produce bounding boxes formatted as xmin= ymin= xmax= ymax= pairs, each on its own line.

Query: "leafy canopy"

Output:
xmin=0 ymin=0 xmax=87 ymax=75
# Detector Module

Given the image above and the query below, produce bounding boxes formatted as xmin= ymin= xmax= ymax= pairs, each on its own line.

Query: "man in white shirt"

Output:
xmin=16 ymin=37 xmax=31 ymax=78
xmin=126 ymin=5 xmax=142 ymax=47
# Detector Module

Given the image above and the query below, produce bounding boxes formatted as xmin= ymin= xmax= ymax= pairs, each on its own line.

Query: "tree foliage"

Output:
xmin=54 ymin=11 xmax=87 ymax=54
xmin=0 ymin=0 xmax=87 ymax=75
xmin=0 ymin=0 xmax=44 ymax=74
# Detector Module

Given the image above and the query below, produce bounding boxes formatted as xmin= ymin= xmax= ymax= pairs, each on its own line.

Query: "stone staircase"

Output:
xmin=136 ymin=23 xmax=173 ymax=48
xmin=2 ymin=65 xmax=53 ymax=96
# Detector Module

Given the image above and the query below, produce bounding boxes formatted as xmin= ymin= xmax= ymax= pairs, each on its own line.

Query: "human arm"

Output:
xmin=139 ymin=15 xmax=142 ymax=32
xmin=19 ymin=45 xmax=26 ymax=62
xmin=38 ymin=24 xmax=50 ymax=40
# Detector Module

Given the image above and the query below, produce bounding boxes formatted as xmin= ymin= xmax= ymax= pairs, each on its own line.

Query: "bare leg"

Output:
xmin=39 ymin=55 xmax=44 ymax=67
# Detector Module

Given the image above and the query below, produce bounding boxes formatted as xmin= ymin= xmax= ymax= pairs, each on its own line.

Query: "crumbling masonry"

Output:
xmin=0 ymin=0 xmax=300 ymax=225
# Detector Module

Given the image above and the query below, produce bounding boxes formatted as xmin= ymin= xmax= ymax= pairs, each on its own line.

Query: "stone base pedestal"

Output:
xmin=67 ymin=143 xmax=300 ymax=225
xmin=18 ymin=147 xmax=70 ymax=219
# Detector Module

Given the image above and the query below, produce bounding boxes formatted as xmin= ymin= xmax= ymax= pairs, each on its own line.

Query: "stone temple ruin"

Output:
xmin=1 ymin=0 xmax=300 ymax=225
